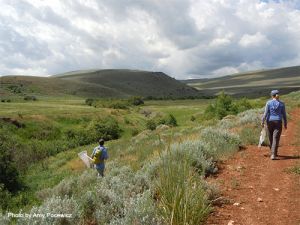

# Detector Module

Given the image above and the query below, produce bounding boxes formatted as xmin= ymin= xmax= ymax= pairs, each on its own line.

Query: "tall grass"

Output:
xmin=156 ymin=148 xmax=210 ymax=225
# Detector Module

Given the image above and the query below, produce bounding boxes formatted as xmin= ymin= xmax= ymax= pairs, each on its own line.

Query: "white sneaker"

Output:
xmin=271 ymin=155 xmax=275 ymax=160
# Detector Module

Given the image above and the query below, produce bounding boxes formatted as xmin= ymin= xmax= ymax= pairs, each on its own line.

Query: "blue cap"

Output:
xmin=271 ymin=90 xmax=279 ymax=96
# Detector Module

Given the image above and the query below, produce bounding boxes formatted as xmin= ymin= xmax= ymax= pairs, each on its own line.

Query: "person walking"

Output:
xmin=91 ymin=139 xmax=108 ymax=176
xmin=261 ymin=90 xmax=287 ymax=160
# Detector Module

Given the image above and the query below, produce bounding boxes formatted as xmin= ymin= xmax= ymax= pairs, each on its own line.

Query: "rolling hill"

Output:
xmin=0 ymin=70 xmax=200 ymax=99
xmin=183 ymin=66 xmax=300 ymax=97
xmin=55 ymin=69 xmax=200 ymax=98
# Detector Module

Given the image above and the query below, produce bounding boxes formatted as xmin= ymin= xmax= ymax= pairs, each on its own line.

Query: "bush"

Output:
xmin=166 ymin=114 xmax=177 ymax=127
xmin=110 ymin=190 xmax=161 ymax=225
xmin=0 ymin=132 xmax=23 ymax=193
xmin=204 ymin=92 xmax=253 ymax=120
xmin=92 ymin=117 xmax=123 ymax=141
xmin=146 ymin=120 xmax=156 ymax=131
xmin=85 ymin=98 xmax=94 ymax=106
xmin=201 ymin=127 xmax=241 ymax=158
xmin=128 ymin=96 xmax=144 ymax=106
xmin=240 ymin=125 xmax=262 ymax=145
xmin=24 ymin=96 xmax=37 ymax=101
xmin=17 ymin=196 xmax=80 ymax=225
xmin=131 ymin=129 xmax=139 ymax=137
xmin=235 ymin=98 xmax=252 ymax=113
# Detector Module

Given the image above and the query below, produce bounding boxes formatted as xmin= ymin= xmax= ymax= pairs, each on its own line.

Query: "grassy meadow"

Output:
xmin=0 ymin=91 xmax=299 ymax=225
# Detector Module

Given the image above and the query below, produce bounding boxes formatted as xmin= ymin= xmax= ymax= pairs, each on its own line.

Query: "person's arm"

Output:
xmin=282 ymin=103 xmax=287 ymax=129
xmin=261 ymin=102 xmax=269 ymax=127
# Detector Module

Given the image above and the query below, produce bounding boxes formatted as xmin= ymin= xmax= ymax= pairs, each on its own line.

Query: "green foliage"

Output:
xmin=146 ymin=119 xmax=157 ymax=130
xmin=24 ymin=96 xmax=37 ymax=101
xmin=166 ymin=114 xmax=178 ymax=127
xmin=128 ymin=96 xmax=144 ymax=106
xmin=87 ymin=97 xmax=144 ymax=109
xmin=1 ymin=99 xmax=11 ymax=103
xmin=156 ymin=150 xmax=210 ymax=225
xmin=201 ymin=127 xmax=241 ymax=159
xmin=92 ymin=116 xmax=123 ymax=141
xmin=285 ymin=165 xmax=300 ymax=175
xmin=235 ymin=98 xmax=252 ymax=112
xmin=204 ymin=92 xmax=253 ymax=120
xmin=0 ymin=132 xmax=23 ymax=194
xmin=131 ymin=128 xmax=139 ymax=137
xmin=239 ymin=125 xmax=262 ymax=145
xmin=85 ymin=98 xmax=94 ymax=106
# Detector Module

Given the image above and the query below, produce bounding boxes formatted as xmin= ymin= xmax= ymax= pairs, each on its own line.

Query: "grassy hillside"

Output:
xmin=1 ymin=69 xmax=200 ymax=99
xmin=0 ymin=76 xmax=125 ymax=98
xmin=183 ymin=66 xmax=300 ymax=97
xmin=56 ymin=69 xmax=200 ymax=98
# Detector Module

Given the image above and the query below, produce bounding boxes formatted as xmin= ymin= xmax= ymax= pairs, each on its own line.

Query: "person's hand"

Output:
xmin=261 ymin=122 xmax=264 ymax=128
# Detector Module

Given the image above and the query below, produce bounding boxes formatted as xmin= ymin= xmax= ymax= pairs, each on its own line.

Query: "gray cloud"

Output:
xmin=0 ymin=0 xmax=300 ymax=78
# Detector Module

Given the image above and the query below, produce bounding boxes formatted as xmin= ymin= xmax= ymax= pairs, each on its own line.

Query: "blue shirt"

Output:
xmin=91 ymin=145 xmax=108 ymax=169
xmin=262 ymin=99 xmax=287 ymax=126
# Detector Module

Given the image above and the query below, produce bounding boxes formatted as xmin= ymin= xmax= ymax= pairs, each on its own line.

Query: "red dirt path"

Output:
xmin=205 ymin=108 xmax=300 ymax=225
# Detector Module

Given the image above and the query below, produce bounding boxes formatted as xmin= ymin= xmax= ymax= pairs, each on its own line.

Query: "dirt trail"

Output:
xmin=205 ymin=108 xmax=300 ymax=225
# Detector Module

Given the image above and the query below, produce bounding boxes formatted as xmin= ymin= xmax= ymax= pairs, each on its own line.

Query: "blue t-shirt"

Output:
xmin=91 ymin=145 xmax=108 ymax=169
xmin=262 ymin=99 xmax=287 ymax=126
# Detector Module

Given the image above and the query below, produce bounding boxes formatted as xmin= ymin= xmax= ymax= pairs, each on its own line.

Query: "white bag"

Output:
xmin=258 ymin=127 xmax=267 ymax=148
xmin=78 ymin=151 xmax=93 ymax=168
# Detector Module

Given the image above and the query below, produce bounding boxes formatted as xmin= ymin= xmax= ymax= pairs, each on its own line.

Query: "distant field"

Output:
xmin=184 ymin=66 xmax=300 ymax=97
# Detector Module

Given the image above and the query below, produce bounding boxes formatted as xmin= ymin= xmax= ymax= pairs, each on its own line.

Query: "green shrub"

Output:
xmin=166 ymin=114 xmax=177 ymax=127
xmin=24 ymin=96 xmax=37 ymax=101
xmin=111 ymin=190 xmax=161 ymax=225
xmin=17 ymin=196 xmax=80 ymax=225
xmin=235 ymin=98 xmax=252 ymax=112
xmin=91 ymin=117 xmax=123 ymax=141
xmin=0 ymin=132 xmax=23 ymax=194
xmin=240 ymin=125 xmax=262 ymax=145
xmin=131 ymin=129 xmax=139 ymax=137
xmin=204 ymin=92 xmax=253 ymax=120
xmin=201 ymin=127 xmax=241 ymax=158
xmin=146 ymin=120 xmax=156 ymax=131
xmin=128 ymin=96 xmax=144 ymax=106
xmin=85 ymin=98 xmax=94 ymax=106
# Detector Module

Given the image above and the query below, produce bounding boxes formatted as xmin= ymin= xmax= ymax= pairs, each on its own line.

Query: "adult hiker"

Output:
xmin=261 ymin=90 xmax=287 ymax=160
xmin=91 ymin=139 xmax=108 ymax=176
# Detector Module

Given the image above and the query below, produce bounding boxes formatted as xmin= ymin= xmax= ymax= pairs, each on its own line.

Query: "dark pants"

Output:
xmin=267 ymin=120 xmax=282 ymax=156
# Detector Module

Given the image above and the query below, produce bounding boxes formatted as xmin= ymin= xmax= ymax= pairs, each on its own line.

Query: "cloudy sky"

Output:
xmin=1 ymin=0 xmax=300 ymax=79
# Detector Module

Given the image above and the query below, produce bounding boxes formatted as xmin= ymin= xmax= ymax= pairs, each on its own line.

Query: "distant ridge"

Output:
xmin=183 ymin=65 xmax=300 ymax=97
xmin=1 ymin=69 xmax=200 ymax=98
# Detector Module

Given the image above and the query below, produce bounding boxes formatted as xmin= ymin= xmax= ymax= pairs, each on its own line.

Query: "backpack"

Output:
xmin=92 ymin=148 xmax=103 ymax=164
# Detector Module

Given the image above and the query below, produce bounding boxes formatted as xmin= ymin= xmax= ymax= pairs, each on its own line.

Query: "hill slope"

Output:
xmin=183 ymin=66 xmax=300 ymax=97
xmin=56 ymin=69 xmax=200 ymax=98
xmin=1 ymin=70 xmax=200 ymax=98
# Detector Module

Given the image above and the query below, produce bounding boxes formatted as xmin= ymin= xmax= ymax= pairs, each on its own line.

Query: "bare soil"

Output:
xmin=205 ymin=108 xmax=300 ymax=225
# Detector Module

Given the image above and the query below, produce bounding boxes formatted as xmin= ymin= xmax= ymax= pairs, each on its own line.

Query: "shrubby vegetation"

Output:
xmin=85 ymin=96 xmax=144 ymax=109
xmin=146 ymin=114 xmax=178 ymax=130
xmin=3 ymin=91 xmax=299 ymax=224
xmin=204 ymin=92 xmax=253 ymax=120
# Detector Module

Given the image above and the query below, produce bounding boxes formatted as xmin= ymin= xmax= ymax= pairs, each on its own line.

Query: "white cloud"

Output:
xmin=239 ymin=32 xmax=270 ymax=47
xmin=0 ymin=0 xmax=300 ymax=78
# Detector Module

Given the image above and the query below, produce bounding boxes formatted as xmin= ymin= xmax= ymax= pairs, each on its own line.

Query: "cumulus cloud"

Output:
xmin=0 ymin=0 xmax=300 ymax=78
